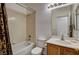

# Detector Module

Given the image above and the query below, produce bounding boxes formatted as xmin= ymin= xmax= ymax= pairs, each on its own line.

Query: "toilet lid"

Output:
xmin=31 ymin=47 xmax=42 ymax=54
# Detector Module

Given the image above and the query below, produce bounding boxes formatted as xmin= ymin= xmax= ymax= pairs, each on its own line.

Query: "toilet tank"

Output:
xmin=36 ymin=38 xmax=47 ymax=48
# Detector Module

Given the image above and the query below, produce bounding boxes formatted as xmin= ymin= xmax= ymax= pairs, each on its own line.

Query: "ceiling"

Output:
xmin=6 ymin=3 xmax=33 ymax=15
xmin=24 ymin=3 xmax=49 ymax=11
xmin=5 ymin=3 xmax=50 ymax=15
xmin=5 ymin=3 xmax=73 ymax=15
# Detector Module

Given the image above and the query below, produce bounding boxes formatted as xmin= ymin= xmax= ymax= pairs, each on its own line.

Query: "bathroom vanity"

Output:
xmin=47 ymin=3 xmax=79 ymax=55
xmin=47 ymin=43 xmax=78 ymax=55
xmin=46 ymin=36 xmax=79 ymax=55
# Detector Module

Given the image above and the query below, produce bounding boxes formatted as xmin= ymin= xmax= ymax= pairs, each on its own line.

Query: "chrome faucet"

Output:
xmin=61 ymin=34 xmax=64 ymax=41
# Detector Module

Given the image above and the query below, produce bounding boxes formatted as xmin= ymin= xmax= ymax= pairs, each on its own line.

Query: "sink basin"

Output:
xmin=53 ymin=40 xmax=72 ymax=45
xmin=62 ymin=36 xmax=79 ymax=45
xmin=64 ymin=37 xmax=79 ymax=45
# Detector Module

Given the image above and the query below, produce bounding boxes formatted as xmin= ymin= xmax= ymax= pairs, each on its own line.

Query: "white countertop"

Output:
xmin=46 ymin=36 xmax=79 ymax=49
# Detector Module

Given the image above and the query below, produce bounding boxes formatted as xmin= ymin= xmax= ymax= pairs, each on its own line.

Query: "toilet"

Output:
xmin=31 ymin=38 xmax=47 ymax=55
xmin=31 ymin=47 xmax=42 ymax=55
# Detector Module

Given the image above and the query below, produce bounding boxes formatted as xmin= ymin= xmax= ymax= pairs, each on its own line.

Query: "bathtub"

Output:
xmin=12 ymin=41 xmax=34 ymax=55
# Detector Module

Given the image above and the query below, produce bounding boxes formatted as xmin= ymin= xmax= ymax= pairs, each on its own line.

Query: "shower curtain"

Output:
xmin=0 ymin=3 xmax=12 ymax=55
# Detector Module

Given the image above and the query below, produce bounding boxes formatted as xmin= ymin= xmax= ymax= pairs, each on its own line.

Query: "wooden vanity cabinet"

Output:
xmin=47 ymin=43 xmax=61 ymax=55
xmin=47 ymin=43 xmax=79 ymax=55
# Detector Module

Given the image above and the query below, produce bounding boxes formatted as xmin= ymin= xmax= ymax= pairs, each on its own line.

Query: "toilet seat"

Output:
xmin=31 ymin=47 xmax=42 ymax=55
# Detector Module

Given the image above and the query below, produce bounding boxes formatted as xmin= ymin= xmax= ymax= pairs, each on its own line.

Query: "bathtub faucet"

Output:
xmin=12 ymin=42 xmax=16 ymax=45
xmin=28 ymin=35 xmax=31 ymax=41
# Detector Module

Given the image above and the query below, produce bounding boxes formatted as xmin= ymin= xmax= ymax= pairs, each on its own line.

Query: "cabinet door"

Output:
xmin=62 ymin=47 xmax=77 ymax=55
xmin=77 ymin=50 xmax=79 ymax=55
xmin=47 ymin=43 xmax=60 ymax=55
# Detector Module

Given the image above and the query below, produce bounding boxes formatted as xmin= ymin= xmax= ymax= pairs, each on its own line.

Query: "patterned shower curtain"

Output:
xmin=0 ymin=3 xmax=12 ymax=55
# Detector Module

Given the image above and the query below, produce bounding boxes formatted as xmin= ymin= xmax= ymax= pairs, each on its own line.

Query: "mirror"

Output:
xmin=51 ymin=4 xmax=79 ymax=39
xmin=51 ymin=5 xmax=71 ymax=37
xmin=75 ymin=6 xmax=79 ymax=39
xmin=56 ymin=16 xmax=69 ymax=37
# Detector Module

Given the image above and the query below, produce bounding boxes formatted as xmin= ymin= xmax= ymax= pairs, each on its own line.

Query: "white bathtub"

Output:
xmin=12 ymin=41 xmax=34 ymax=55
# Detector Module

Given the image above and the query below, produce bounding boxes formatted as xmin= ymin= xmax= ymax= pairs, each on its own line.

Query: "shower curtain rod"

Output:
xmin=16 ymin=3 xmax=35 ymax=13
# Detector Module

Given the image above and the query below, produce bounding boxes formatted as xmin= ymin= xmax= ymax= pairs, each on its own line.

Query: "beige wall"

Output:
xmin=6 ymin=8 xmax=27 ymax=44
xmin=26 ymin=12 xmax=36 ymax=43
xmin=25 ymin=4 xmax=52 ymax=39
xmin=52 ymin=6 xmax=71 ymax=35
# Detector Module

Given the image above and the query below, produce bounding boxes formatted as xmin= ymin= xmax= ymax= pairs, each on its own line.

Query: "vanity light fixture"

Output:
xmin=48 ymin=3 xmax=66 ymax=9
xmin=48 ymin=3 xmax=73 ymax=10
